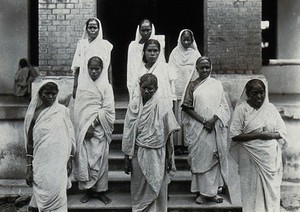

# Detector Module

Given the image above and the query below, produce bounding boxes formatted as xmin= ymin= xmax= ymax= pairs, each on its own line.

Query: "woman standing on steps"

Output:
xmin=230 ymin=79 xmax=287 ymax=212
xmin=181 ymin=56 xmax=231 ymax=204
xmin=73 ymin=56 xmax=115 ymax=204
xmin=122 ymin=73 xmax=180 ymax=212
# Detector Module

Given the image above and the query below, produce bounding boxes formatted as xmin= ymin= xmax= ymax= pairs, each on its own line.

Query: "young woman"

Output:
xmin=131 ymin=39 xmax=176 ymax=108
xmin=230 ymin=79 xmax=287 ymax=212
xmin=24 ymin=81 xmax=75 ymax=211
xmin=127 ymin=19 xmax=165 ymax=98
xmin=71 ymin=17 xmax=113 ymax=98
xmin=122 ymin=73 xmax=179 ymax=211
xmin=168 ymin=29 xmax=201 ymax=153
xmin=181 ymin=56 xmax=231 ymax=204
xmin=73 ymin=56 xmax=115 ymax=204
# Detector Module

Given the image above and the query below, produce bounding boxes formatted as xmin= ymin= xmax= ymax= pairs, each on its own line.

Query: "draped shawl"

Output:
xmin=122 ymin=92 xmax=180 ymax=195
xmin=168 ymin=29 xmax=201 ymax=99
xmin=24 ymin=81 xmax=75 ymax=211
xmin=71 ymin=17 xmax=113 ymax=84
xmin=73 ymin=55 xmax=115 ymax=181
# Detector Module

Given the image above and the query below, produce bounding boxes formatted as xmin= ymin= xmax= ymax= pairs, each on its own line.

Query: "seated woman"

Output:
xmin=122 ymin=73 xmax=180 ymax=212
xmin=127 ymin=19 xmax=165 ymax=98
xmin=14 ymin=58 xmax=38 ymax=97
xmin=230 ymin=79 xmax=287 ymax=212
xmin=131 ymin=39 xmax=176 ymax=108
xmin=181 ymin=56 xmax=231 ymax=204
xmin=24 ymin=81 xmax=75 ymax=212
xmin=73 ymin=56 xmax=115 ymax=204
xmin=168 ymin=29 xmax=201 ymax=154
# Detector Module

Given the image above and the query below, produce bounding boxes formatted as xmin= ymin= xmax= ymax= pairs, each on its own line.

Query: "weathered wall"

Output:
xmin=38 ymin=0 xmax=96 ymax=75
xmin=204 ymin=0 xmax=261 ymax=74
xmin=0 ymin=0 xmax=29 ymax=94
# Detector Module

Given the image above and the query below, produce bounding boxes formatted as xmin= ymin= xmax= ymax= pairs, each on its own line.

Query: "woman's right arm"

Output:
xmin=182 ymin=107 xmax=205 ymax=124
xmin=26 ymin=121 xmax=35 ymax=187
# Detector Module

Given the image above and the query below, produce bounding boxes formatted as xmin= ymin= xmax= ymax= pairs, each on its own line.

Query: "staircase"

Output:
xmin=67 ymin=93 xmax=242 ymax=212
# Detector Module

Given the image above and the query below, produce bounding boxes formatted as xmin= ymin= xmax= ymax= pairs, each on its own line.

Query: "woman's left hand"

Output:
xmin=166 ymin=158 xmax=172 ymax=173
xmin=67 ymin=156 xmax=73 ymax=177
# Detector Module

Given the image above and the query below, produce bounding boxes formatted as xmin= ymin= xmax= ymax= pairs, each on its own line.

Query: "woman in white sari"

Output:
xmin=230 ymin=79 xmax=287 ymax=212
xmin=71 ymin=17 xmax=113 ymax=99
xmin=73 ymin=56 xmax=115 ymax=204
xmin=181 ymin=56 xmax=231 ymax=204
xmin=168 ymin=29 xmax=201 ymax=153
xmin=131 ymin=39 xmax=176 ymax=108
xmin=122 ymin=73 xmax=180 ymax=212
xmin=127 ymin=19 xmax=165 ymax=98
xmin=24 ymin=81 xmax=75 ymax=212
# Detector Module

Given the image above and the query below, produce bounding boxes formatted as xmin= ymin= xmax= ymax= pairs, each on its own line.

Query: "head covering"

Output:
xmin=134 ymin=23 xmax=156 ymax=42
xmin=81 ymin=17 xmax=103 ymax=40
xmin=24 ymin=80 xmax=59 ymax=151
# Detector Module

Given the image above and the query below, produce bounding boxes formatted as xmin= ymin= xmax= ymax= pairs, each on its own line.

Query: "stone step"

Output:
xmin=67 ymin=193 xmax=241 ymax=211
xmin=112 ymin=119 xmax=124 ymax=134
xmin=108 ymin=150 xmax=190 ymax=171
xmin=114 ymin=101 xmax=128 ymax=120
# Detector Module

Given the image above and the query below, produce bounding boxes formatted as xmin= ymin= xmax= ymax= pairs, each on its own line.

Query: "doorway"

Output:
xmin=98 ymin=0 xmax=204 ymax=92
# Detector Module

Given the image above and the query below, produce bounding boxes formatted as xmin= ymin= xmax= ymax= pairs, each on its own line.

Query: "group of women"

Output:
xmin=24 ymin=17 xmax=287 ymax=212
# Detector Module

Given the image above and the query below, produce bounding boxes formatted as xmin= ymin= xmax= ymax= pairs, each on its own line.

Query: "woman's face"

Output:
xmin=88 ymin=60 xmax=103 ymax=81
xmin=139 ymin=22 xmax=152 ymax=41
xmin=181 ymin=32 xmax=193 ymax=49
xmin=87 ymin=20 xmax=99 ymax=40
xmin=140 ymin=80 xmax=157 ymax=102
xmin=247 ymin=82 xmax=265 ymax=109
xmin=40 ymin=88 xmax=58 ymax=107
xmin=144 ymin=44 xmax=160 ymax=63
xmin=196 ymin=59 xmax=211 ymax=80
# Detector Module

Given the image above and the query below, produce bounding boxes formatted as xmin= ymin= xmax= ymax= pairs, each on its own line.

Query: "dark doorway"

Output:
xmin=98 ymin=0 xmax=204 ymax=92
xmin=29 ymin=0 xmax=39 ymax=66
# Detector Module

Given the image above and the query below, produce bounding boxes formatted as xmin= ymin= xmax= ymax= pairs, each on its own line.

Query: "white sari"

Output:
xmin=24 ymin=81 xmax=75 ymax=211
xmin=230 ymin=79 xmax=287 ymax=212
xmin=122 ymin=92 xmax=179 ymax=211
xmin=73 ymin=55 xmax=115 ymax=192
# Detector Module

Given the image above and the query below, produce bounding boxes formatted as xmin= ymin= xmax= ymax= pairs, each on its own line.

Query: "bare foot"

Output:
xmin=96 ymin=192 xmax=111 ymax=204
xmin=207 ymin=195 xmax=223 ymax=203
xmin=195 ymin=195 xmax=207 ymax=204
xmin=80 ymin=192 xmax=92 ymax=203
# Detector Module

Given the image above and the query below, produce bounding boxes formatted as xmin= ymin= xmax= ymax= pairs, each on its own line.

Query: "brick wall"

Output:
xmin=204 ymin=0 xmax=262 ymax=74
xmin=38 ymin=0 xmax=96 ymax=75
xmin=38 ymin=0 xmax=262 ymax=76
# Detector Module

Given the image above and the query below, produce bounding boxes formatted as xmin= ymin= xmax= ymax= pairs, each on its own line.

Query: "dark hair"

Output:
xmin=86 ymin=18 xmax=99 ymax=30
xmin=181 ymin=29 xmax=194 ymax=42
xmin=142 ymin=39 xmax=161 ymax=63
xmin=196 ymin=56 xmax=212 ymax=67
xmin=245 ymin=79 xmax=266 ymax=97
xmin=139 ymin=19 xmax=152 ymax=28
xmin=87 ymin=56 xmax=103 ymax=69
xmin=38 ymin=82 xmax=58 ymax=95
xmin=140 ymin=73 xmax=158 ymax=89
xmin=19 ymin=58 xmax=28 ymax=68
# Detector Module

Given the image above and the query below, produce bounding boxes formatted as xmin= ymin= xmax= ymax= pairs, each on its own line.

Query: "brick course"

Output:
xmin=38 ymin=0 xmax=96 ymax=76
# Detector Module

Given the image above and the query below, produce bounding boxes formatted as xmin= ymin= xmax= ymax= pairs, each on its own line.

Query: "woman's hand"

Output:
xmin=204 ymin=116 xmax=218 ymax=133
xmin=165 ymin=158 xmax=172 ymax=173
xmin=26 ymin=166 xmax=33 ymax=187
xmin=124 ymin=155 xmax=132 ymax=175
xmin=85 ymin=125 xmax=94 ymax=140
xmin=67 ymin=156 xmax=73 ymax=177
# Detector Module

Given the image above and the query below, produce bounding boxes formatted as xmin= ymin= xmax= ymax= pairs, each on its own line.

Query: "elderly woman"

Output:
xmin=73 ymin=56 xmax=115 ymax=204
xmin=230 ymin=79 xmax=287 ymax=212
xmin=127 ymin=19 xmax=165 ymax=97
xmin=130 ymin=39 xmax=176 ymax=108
xmin=14 ymin=58 xmax=38 ymax=97
xmin=24 ymin=81 xmax=75 ymax=212
xmin=71 ymin=17 xmax=113 ymax=99
xmin=168 ymin=29 xmax=201 ymax=154
xmin=122 ymin=73 xmax=180 ymax=212
xmin=181 ymin=56 xmax=231 ymax=204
